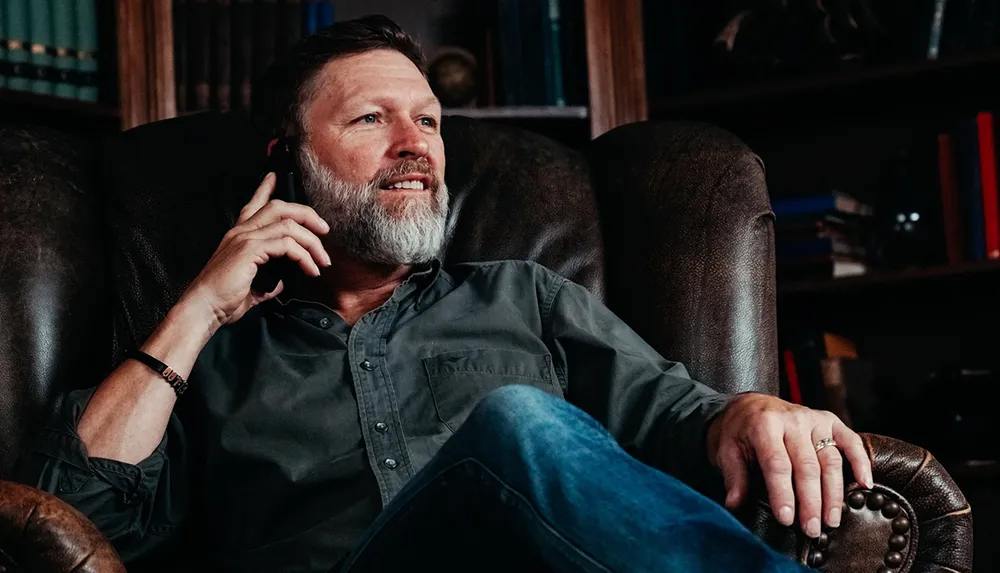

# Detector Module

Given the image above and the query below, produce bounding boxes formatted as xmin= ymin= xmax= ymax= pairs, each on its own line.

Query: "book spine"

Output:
xmin=976 ymin=111 xmax=1000 ymax=258
xmin=6 ymin=0 xmax=30 ymax=91
xmin=546 ymin=0 xmax=565 ymax=106
xmin=231 ymin=0 xmax=253 ymax=111
xmin=302 ymin=0 xmax=318 ymax=35
xmin=317 ymin=0 xmax=333 ymax=27
xmin=52 ymin=0 xmax=76 ymax=98
xmin=277 ymin=0 xmax=302 ymax=53
xmin=927 ymin=0 xmax=948 ymax=59
xmin=75 ymin=0 xmax=96 ymax=101
xmin=0 ymin=0 xmax=7 ymax=88
xmin=253 ymin=0 xmax=277 ymax=84
xmin=937 ymin=132 xmax=965 ymax=264
xmin=174 ymin=0 xmax=188 ymax=112
xmin=957 ymin=118 xmax=985 ymax=260
xmin=28 ymin=0 xmax=54 ymax=94
xmin=497 ymin=0 xmax=521 ymax=105
xmin=213 ymin=0 xmax=231 ymax=111
xmin=190 ymin=0 xmax=210 ymax=110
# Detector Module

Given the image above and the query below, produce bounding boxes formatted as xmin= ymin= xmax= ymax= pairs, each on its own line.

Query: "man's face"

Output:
xmin=298 ymin=49 xmax=448 ymax=265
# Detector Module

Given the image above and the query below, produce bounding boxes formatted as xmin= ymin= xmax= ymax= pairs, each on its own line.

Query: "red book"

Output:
xmin=976 ymin=111 xmax=1000 ymax=259
xmin=782 ymin=348 xmax=803 ymax=405
xmin=937 ymin=133 xmax=964 ymax=264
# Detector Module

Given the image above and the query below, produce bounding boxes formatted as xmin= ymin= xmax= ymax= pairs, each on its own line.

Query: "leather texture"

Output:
xmin=0 ymin=127 xmax=110 ymax=478
xmin=0 ymin=114 xmax=973 ymax=572
xmin=0 ymin=480 xmax=124 ymax=573
xmin=585 ymin=120 xmax=778 ymax=395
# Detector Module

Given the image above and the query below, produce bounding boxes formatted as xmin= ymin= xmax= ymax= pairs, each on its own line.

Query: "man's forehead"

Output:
xmin=311 ymin=51 xmax=432 ymax=101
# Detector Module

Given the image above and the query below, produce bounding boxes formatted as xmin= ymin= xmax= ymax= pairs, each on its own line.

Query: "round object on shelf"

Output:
xmin=427 ymin=47 xmax=478 ymax=108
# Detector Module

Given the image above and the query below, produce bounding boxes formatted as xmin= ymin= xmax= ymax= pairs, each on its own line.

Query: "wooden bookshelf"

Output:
xmin=0 ymin=88 xmax=121 ymax=131
xmin=443 ymin=106 xmax=589 ymax=120
xmin=652 ymin=49 xmax=1000 ymax=131
xmin=779 ymin=260 xmax=1000 ymax=295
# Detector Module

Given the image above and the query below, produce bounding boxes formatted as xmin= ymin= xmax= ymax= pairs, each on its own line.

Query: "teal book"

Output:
xmin=52 ymin=0 xmax=75 ymax=98
xmin=28 ymin=0 xmax=54 ymax=94
xmin=546 ymin=0 xmax=565 ymax=105
xmin=0 ymin=0 xmax=6 ymax=88
xmin=6 ymin=0 xmax=30 ymax=91
xmin=75 ymin=0 xmax=96 ymax=101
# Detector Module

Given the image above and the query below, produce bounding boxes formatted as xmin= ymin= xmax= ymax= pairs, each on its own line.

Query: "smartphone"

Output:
xmin=250 ymin=137 xmax=306 ymax=294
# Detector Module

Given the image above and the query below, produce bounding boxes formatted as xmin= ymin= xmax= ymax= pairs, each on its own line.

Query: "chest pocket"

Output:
xmin=422 ymin=348 xmax=564 ymax=433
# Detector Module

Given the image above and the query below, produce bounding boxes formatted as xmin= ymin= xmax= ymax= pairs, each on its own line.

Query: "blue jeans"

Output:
xmin=338 ymin=385 xmax=808 ymax=572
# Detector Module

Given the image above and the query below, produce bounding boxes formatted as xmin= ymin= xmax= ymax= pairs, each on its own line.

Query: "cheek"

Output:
xmin=313 ymin=136 xmax=384 ymax=184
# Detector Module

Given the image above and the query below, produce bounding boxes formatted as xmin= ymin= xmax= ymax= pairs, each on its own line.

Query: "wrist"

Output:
xmin=139 ymin=298 xmax=220 ymax=379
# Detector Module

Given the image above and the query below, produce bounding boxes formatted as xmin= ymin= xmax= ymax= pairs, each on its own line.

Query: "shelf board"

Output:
xmin=651 ymin=49 xmax=1000 ymax=128
xmin=1 ymin=88 xmax=121 ymax=130
xmin=443 ymin=106 xmax=589 ymax=120
xmin=779 ymin=259 xmax=1000 ymax=295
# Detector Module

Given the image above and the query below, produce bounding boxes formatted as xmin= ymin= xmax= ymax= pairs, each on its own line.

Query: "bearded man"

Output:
xmin=17 ymin=15 xmax=870 ymax=573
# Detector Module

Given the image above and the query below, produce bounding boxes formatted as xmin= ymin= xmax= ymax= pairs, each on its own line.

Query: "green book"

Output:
xmin=28 ymin=0 xmax=54 ymax=94
xmin=51 ymin=0 xmax=75 ymax=98
xmin=5 ymin=0 xmax=30 ymax=91
xmin=75 ymin=0 xmax=96 ymax=101
xmin=0 ymin=0 xmax=7 ymax=88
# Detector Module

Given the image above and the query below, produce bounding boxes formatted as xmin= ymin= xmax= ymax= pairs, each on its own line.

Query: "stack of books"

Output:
xmin=773 ymin=190 xmax=873 ymax=282
xmin=0 ymin=0 xmax=100 ymax=102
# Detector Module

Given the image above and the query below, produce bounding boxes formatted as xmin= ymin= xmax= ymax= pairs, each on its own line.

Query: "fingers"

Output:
xmin=718 ymin=440 xmax=749 ymax=509
xmin=246 ymin=218 xmax=331 ymax=269
xmin=255 ymin=235 xmax=323 ymax=278
xmin=750 ymin=417 xmax=796 ymax=528
xmin=241 ymin=196 xmax=330 ymax=239
xmin=785 ymin=427 xmax=823 ymax=538
xmin=813 ymin=427 xmax=844 ymax=530
xmin=833 ymin=420 xmax=874 ymax=489
xmin=238 ymin=172 xmax=277 ymax=224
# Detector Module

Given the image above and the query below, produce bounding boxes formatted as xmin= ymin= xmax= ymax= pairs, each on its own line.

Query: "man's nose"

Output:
xmin=390 ymin=120 xmax=430 ymax=159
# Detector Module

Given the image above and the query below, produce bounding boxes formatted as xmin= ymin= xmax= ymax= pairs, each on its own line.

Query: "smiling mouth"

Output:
xmin=379 ymin=174 xmax=431 ymax=191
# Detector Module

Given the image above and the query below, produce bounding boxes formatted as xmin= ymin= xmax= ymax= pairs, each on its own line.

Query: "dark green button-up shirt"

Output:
xmin=16 ymin=260 xmax=732 ymax=573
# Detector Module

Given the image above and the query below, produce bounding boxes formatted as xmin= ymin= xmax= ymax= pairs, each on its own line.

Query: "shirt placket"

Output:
xmin=349 ymin=296 xmax=416 ymax=507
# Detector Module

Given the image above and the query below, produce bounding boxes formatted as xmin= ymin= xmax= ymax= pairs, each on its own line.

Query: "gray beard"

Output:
xmin=299 ymin=144 xmax=449 ymax=266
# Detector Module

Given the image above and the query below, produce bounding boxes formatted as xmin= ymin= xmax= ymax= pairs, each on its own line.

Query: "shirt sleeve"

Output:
xmin=13 ymin=386 xmax=187 ymax=563
xmin=545 ymin=277 xmax=734 ymax=488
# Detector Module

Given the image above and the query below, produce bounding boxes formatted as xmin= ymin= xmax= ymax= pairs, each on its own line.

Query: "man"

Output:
xmin=17 ymin=15 xmax=871 ymax=573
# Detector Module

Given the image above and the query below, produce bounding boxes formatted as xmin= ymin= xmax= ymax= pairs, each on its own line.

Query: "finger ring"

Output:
xmin=815 ymin=438 xmax=837 ymax=453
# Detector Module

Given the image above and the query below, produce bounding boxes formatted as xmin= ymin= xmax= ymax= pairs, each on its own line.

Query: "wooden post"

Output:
xmin=585 ymin=0 xmax=648 ymax=139
xmin=116 ymin=0 xmax=176 ymax=129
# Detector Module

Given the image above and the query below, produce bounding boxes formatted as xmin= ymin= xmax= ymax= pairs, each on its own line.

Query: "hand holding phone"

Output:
xmin=250 ymin=138 xmax=309 ymax=294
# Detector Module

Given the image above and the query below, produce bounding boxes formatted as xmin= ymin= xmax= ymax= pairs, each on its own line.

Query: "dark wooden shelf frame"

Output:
xmin=779 ymin=259 xmax=1000 ymax=295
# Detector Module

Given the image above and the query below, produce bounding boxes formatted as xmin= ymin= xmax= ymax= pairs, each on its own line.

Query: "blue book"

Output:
xmin=29 ymin=0 xmax=55 ymax=94
xmin=303 ymin=0 xmax=319 ymax=34
xmin=546 ymin=0 xmax=565 ymax=105
xmin=317 ymin=0 xmax=333 ymax=28
xmin=7 ymin=0 xmax=31 ymax=91
xmin=771 ymin=191 xmax=873 ymax=219
xmin=956 ymin=118 xmax=986 ymax=261
xmin=0 ymin=0 xmax=6 ymax=88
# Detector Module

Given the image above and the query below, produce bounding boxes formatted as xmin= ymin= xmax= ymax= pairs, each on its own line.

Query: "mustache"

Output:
xmin=371 ymin=159 xmax=440 ymax=190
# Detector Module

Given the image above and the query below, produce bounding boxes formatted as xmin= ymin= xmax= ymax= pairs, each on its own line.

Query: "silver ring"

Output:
xmin=815 ymin=438 xmax=837 ymax=453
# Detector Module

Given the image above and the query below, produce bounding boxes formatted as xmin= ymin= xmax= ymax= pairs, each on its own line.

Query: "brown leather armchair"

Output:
xmin=0 ymin=112 xmax=973 ymax=572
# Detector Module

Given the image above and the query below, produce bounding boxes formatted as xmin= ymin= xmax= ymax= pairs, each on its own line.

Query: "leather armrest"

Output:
xmin=0 ymin=480 xmax=124 ymax=573
xmin=735 ymin=433 xmax=973 ymax=572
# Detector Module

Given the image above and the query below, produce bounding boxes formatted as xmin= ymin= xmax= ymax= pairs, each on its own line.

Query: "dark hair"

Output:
xmin=252 ymin=15 xmax=426 ymax=138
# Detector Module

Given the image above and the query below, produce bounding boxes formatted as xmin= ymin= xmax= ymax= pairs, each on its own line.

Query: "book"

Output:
xmin=955 ymin=117 xmax=985 ymax=261
xmin=937 ymin=132 xmax=965 ymax=264
xmin=212 ymin=0 xmax=231 ymax=111
xmin=771 ymin=191 xmax=873 ymax=219
xmin=28 ymin=0 xmax=54 ymax=94
xmin=7 ymin=0 xmax=31 ymax=92
xmin=777 ymin=255 xmax=867 ymax=282
xmin=302 ymin=0 xmax=319 ymax=35
xmin=174 ymin=0 xmax=188 ymax=112
xmin=317 ymin=0 xmax=333 ymax=28
xmin=52 ymin=0 xmax=77 ymax=99
xmin=75 ymin=0 xmax=98 ymax=101
xmin=190 ymin=0 xmax=210 ymax=110
xmin=0 ymin=0 xmax=7 ymax=89
xmin=975 ymin=111 xmax=999 ymax=259
xmin=231 ymin=0 xmax=253 ymax=111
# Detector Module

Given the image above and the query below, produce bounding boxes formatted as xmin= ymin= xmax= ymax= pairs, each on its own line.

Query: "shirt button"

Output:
xmin=383 ymin=458 xmax=398 ymax=470
xmin=318 ymin=317 xmax=331 ymax=328
xmin=360 ymin=359 xmax=374 ymax=371
xmin=374 ymin=422 xmax=388 ymax=434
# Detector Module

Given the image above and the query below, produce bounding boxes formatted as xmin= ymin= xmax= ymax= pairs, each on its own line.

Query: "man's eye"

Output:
xmin=359 ymin=114 xmax=378 ymax=124
xmin=419 ymin=117 xmax=438 ymax=128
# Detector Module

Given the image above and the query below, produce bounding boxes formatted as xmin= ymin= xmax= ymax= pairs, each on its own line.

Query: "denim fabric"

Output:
xmin=339 ymin=385 xmax=808 ymax=573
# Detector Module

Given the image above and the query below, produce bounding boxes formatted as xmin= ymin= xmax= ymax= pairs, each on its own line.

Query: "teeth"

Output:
xmin=389 ymin=180 xmax=424 ymax=190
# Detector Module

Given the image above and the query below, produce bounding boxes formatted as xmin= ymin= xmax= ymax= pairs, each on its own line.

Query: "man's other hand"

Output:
xmin=706 ymin=394 xmax=874 ymax=538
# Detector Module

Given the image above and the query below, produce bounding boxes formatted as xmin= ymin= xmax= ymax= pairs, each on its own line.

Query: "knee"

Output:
xmin=467 ymin=385 xmax=558 ymax=433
